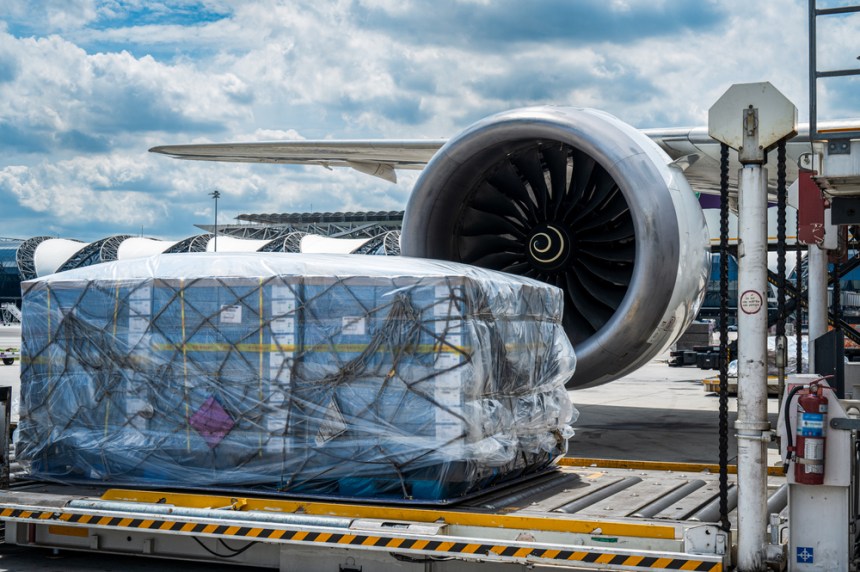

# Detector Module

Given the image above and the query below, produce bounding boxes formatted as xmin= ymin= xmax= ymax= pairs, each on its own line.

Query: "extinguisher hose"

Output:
xmin=782 ymin=384 xmax=805 ymax=474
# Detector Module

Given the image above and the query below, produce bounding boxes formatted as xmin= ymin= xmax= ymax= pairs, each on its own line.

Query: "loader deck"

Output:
xmin=0 ymin=458 xmax=788 ymax=571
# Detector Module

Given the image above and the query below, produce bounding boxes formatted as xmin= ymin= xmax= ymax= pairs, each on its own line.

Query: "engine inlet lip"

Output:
xmin=527 ymin=222 xmax=572 ymax=271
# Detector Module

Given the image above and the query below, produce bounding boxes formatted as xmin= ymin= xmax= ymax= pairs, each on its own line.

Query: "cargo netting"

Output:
xmin=17 ymin=253 xmax=577 ymax=501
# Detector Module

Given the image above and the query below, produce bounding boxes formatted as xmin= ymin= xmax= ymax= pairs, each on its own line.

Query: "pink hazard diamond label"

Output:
xmin=189 ymin=395 xmax=235 ymax=448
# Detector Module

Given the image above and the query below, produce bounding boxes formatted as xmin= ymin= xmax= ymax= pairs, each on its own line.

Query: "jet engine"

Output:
xmin=401 ymin=107 xmax=710 ymax=388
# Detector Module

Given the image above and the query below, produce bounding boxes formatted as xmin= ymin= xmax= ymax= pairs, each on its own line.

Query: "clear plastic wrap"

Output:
xmin=16 ymin=253 xmax=577 ymax=501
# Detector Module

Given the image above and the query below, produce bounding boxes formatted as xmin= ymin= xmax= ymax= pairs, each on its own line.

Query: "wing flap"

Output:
xmin=149 ymin=140 xmax=446 ymax=182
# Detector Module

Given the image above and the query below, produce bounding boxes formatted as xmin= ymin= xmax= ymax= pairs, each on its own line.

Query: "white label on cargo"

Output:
xmin=435 ymin=385 xmax=461 ymax=407
xmin=271 ymin=286 xmax=295 ymax=300
xmin=435 ymin=285 xmax=462 ymax=298
xmin=130 ymin=288 xmax=151 ymax=301
xmin=271 ymin=317 xmax=295 ymax=334
xmin=315 ymin=399 xmax=347 ymax=447
xmin=434 ymin=318 xmax=463 ymax=336
xmin=441 ymin=334 xmax=462 ymax=349
xmin=269 ymin=354 xmax=292 ymax=382
xmin=128 ymin=316 xmax=149 ymax=347
xmin=270 ymin=367 xmax=291 ymax=384
xmin=272 ymin=299 xmax=295 ymax=315
xmin=433 ymin=286 xmax=462 ymax=316
xmin=126 ymin=397 xmax=148 ymax=431
xmin=436 ymin=414 xmax=463 ymax=443
xmin=129 ymin=299 xmax=150 ymax=316
xmin=272 ymin=334 xmax=295 ymax=351
xmin=220 ymin=305 xmax=242 ymax=324
xmin=129 ymin=316 xmax=148 ymax=334
xmin=266 ymin=413 xmax=288 ymax=434
xmin=264 ymin=437 xmax=289 ymax=455
xmin=434 ymin=352 xmax=461 ymax=370
xmin=432 ymin=299 xmax=453 ymax=317
xmin=435 ymin=372 xmax=462 ymax=392
xmin=341 ymin=316 xmax=366 ymax=335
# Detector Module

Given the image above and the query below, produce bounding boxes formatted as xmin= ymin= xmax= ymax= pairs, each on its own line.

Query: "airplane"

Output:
xmin=150 ymin=106 xmax=858 ymax=389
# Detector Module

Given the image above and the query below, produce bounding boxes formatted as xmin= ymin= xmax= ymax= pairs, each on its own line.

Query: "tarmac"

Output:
xmin=0 ymin=322 xmax=784 ymax=570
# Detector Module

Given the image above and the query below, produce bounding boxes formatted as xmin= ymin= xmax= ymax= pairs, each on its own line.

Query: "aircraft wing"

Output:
xmin=149 ymin=140 xmax=447 ymax=183
xmin=151 ymin=118 xmax=858 ymax=191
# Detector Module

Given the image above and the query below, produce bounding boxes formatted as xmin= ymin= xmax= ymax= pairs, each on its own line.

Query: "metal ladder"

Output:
xmin=0 ymin=303 xmax=20 ymax=324
xmin=808 ymin=1 xmax=860 ymax=142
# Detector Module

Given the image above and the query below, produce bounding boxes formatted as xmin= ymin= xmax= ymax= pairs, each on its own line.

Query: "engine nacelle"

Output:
xmin=401 ymin=107 xmax=710 ymax=388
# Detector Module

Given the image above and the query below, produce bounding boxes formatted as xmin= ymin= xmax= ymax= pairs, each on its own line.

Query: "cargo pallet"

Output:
xmin=0 ymin=382 xmax=790 ymax=571
xmin=702 ymin=376 xmax=781 ymax=396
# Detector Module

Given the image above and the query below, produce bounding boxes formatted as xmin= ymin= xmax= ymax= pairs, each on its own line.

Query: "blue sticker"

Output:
xmin=797 ymin=546 xmax=814 ymax=563
xmin=799 ymin=413 xmax=825 ymax=436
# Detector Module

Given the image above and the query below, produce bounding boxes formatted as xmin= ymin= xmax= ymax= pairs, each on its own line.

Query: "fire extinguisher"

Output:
xmin=784 ymin=382 xmax=829 ymax=484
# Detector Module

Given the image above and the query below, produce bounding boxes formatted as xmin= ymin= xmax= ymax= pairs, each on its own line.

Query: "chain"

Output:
xmin=777 ymin=141 xmax=786 ymax=339
xmin=718 ymin=142 xmax=730 ymax=532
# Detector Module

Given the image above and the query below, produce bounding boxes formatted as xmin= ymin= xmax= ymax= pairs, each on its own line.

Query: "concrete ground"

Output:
xmin=0 ymin=323 xmax=785 ymax=570
xmin=568 ymin=353 xmax=783 ymax=467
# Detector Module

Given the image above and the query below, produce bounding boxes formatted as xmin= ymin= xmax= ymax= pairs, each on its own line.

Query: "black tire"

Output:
xmin=2 ymin=358 xmax=12 ymax=366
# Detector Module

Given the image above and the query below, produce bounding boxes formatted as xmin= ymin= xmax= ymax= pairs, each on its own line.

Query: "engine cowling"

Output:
xmin=401 ymin=107 xmax=710 ymax=388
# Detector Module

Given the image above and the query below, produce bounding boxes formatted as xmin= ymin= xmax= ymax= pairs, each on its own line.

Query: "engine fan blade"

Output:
xmin=574 ymin=190 xmax=630 ymax=232
xmin=569 ymin=170 xmax=618 ymax=225
xmin=567 ymin=149 xmax=597 ymax=207
xmin=575 ymin=264 xmax=628 ymax=309
xmin=459 ymin=206 xmax=529 ymax=239
xmin=465 ymin=250 xmax=526 ymax=270
xmin=501 ymin=260 xmax=534 ymax=275
xmin=577 ymin=219 xmax=635 ymax=242
xmin=541 ymin=144 xmax=572 ymax=216
xmin=510 ymin=146 xmax=551 ymax=220
xmin=564 ymin=273 xmax=614 ymax=333
xmin=579 ymin=241 xmax=636 ymax=263
xmin=468 ymin=182 xmax=532 ymax=233
xmin=487 ymin=163 xmax=540 ymax=226
xmin=577 ymin=258 xmax=634 ymax=286
xmin=459 ymin=234 xmax=524 ymax=262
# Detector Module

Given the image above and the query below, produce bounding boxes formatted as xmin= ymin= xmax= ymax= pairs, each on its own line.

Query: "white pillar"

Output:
xmin=807 ymin=244 xmax=829 ymax=370
xmin=735 ymin=164 xmax=771 ymax=572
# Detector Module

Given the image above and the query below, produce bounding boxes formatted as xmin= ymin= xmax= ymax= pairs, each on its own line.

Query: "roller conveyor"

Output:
xmin=0 ymin=458 xmax=788 ymax=571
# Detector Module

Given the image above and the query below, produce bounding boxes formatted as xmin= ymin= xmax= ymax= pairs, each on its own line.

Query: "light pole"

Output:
xmin=209 ymin=190 xmax=221 ymax=252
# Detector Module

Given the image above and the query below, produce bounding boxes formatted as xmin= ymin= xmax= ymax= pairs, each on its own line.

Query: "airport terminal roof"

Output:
xmin=235 ymin=211 xmax=404 ymax=225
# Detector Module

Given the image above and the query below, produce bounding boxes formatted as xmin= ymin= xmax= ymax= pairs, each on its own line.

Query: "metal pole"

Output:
xmin=735 ymin=163 xmax=771 ymax=572
xmin=708 ymin=83 xmax=796 ymax=571
xmin=210 ymin=190 xmax=221 ymax=252
xmin=796 ymin=212 xmax=803 ymax=373
xmin=807 ymin=244 xmax=829 ymax=369
xmin=809 ymin=0 xmax=817 ymax=141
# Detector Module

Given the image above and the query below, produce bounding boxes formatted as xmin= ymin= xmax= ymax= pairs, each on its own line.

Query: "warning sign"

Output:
xmin=315 ymin=399 xmax=347 ymax=446
xmin=740 ymin=290 xmax=763 ymax=315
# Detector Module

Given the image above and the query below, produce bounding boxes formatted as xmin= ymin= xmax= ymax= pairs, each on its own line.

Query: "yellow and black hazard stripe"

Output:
xmin=0 ymin=507 xmax=722 ymax=571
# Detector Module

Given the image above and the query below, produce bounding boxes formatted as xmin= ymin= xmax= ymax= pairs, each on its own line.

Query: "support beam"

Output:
xmin=807 ymin=244 xmax=829 ymax=368
xmin=709 ymin=82 xmax=797 ymax=572
xmin=735 ymin=165 xmax=771 ymax=571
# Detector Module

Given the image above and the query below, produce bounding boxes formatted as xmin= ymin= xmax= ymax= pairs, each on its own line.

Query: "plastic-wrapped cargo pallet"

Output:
xmin=16 ymin=253 xmax=577 ymax=502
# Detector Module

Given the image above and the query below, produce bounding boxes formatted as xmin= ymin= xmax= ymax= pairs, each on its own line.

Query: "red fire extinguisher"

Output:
xmin=790 ymin=382 xmax=829 ymax=484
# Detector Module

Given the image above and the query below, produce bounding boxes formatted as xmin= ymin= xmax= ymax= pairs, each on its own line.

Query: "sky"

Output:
xmin=0 ymin=0 xmax=857 ymax=242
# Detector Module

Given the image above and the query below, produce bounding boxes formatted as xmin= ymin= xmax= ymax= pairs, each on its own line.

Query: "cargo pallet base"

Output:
xmin=0 ymin=458 xmax=787 ymax=572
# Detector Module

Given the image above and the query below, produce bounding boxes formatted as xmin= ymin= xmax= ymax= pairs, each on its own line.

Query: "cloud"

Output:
xmin=353 ymin=0 xmax=726 ymax=50
xmin=0 ymin=29 xmax=251 ymax=162
xmin=2 ymin=1 xmax=98 ymax=34
xmin=0 ymin=0 xmax=854 ymax=244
